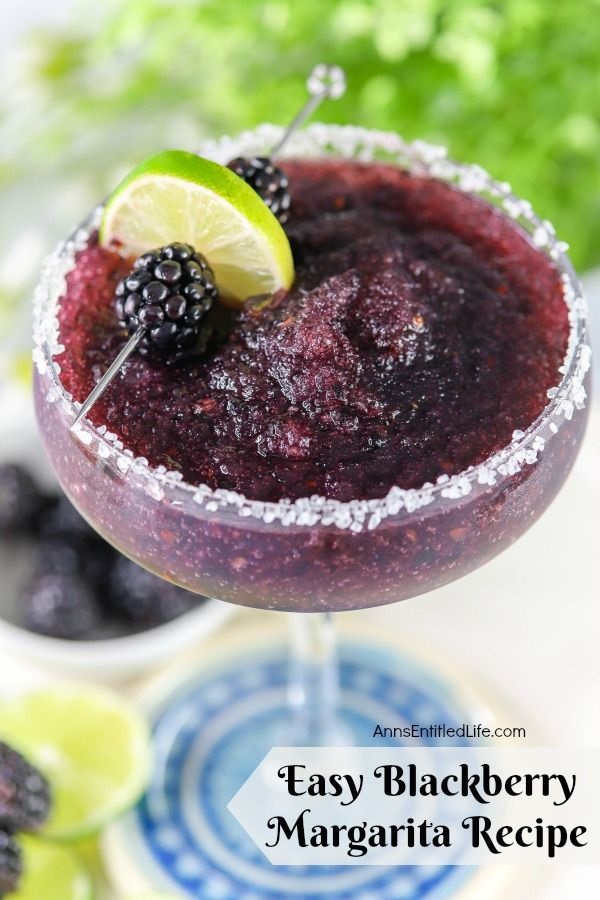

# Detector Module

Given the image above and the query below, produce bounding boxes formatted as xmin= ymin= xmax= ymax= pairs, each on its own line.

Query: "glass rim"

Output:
xmin=33 ymin=123 xmax=591 ymax=532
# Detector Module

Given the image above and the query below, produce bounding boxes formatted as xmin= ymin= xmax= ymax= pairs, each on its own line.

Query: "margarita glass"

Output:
xmin=33 ymin=125 xmax=590 ymax=744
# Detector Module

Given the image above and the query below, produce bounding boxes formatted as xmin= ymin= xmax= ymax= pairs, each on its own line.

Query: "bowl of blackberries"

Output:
xmin=0 ymin=462 xmax=233 ymax=680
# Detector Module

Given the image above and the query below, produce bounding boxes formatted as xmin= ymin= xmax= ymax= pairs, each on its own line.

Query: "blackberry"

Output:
xmin=34 ymin=540 xmax=81 ymax=578
xmin=0 ymin=830 xmax=21 ymax=896
xmin=20 ymin=572 xmax=102 ymax=640
xmin=37 ymin=496 xmax=118 ymax=589
xmin=115 ymin=243 xmax=218 ymax=361
xmin=0 ymin=465 xmax=45 ymax=536
xmin=108 ymin=556 xmax=203 ymax=627
xmin=34 ymin=537 xmax=116 ymax=589
xmin=37 ymin=495 xmax=97 ymax=545
xmin=227 ymin=157 xmax=291 ymax=223
xmin=0 ymin=742 xmax=51 ymax=834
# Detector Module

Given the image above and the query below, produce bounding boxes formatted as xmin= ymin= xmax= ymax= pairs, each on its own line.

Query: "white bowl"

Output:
xmin=0 ymin=382 xmax=235 ymax=682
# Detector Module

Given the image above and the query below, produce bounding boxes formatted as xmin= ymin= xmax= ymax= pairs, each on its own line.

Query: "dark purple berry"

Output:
xmin=185 ymin=260 xmax=206 ymax=280
xmin=227 ymin=156 xmax=291 ymax=223
xmin=0 ymin=830 xmax=21 ymax=895
xmin=180 ymin=327 xmax=197 ymax=346
xmin=183 ymin=283 xmax=211 ymax=308
xmin=0 ymin=742 xmax=52 ymax=834
xmin=33 ymin=536 xmax=116 ymax=591
xmin=35 ymin=540 xmax=81 ymax=577
xmin=151 ymin=322 xmax=178 ymax=346
xmin=108 ymin=556 xmax=204 ymax=627
xmin=136 ymin=250 xmax=159 ymax=269
xmin=138 ymin=304 xmax=164 ymax=327
xmin=38 ymin=496 xmax=96 ymax=545
xmin=36 ymin=495 xmax=118 ymax=589
xmin=165 ymin=295 xmax=186 ymax=320
xmin=161 ymin=242 xmax=194 ymax=261
xmin=142 ymin=281 xmax=168 ymax=305
xmin=186 ymin=304 xmax=207 ymax=324
xmin=20 ymin=572 xmax=102 ymax=639
xmin=155 ymin=260 xmax=182 ymax=284
xmin=124 ymin=271 xmax=152 ymax=292
xmin=0 ymin=465 xmax=46 ymax=536
xmin=116 ymin=243 xmax=218 ymax=361
xmin=123 ymin=294 xmax=142 ymax=318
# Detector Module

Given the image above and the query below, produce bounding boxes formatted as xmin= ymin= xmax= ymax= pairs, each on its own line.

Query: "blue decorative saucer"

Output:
xmin=105 ymin=627 xmax=486 ymax=899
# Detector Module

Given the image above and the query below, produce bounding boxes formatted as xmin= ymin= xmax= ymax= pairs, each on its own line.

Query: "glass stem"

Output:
xmin=286 ymin=612 xmax=342 ymax=745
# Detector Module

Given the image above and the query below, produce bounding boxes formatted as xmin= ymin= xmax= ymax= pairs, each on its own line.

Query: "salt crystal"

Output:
xmin=367 ymin=513 xmax=381 ymax=530
xmin=146 ymin=481 xmax=164 ymax=501
xmin=532 ymin=226 xmax=549 ymax=248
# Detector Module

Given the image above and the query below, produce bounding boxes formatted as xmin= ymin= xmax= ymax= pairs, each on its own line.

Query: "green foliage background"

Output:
xmin=1 ymin=0 xmax=600 ymax=344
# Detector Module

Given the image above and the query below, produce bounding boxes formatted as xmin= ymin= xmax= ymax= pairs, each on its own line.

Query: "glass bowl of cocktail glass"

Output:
xmin=33 ymin=125 xmax=590 ymax=755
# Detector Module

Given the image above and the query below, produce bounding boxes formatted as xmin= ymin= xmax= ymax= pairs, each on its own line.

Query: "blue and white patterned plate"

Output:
xmin=105 ymin=627 xmax=492 ymax=899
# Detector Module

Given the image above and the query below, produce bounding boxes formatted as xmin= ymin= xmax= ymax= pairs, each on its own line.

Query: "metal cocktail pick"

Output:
xmin=270 ymin=63 xmax=347 ymax=156
xmin=71 ymin=325 xmax=145 ymax=428
xmin=71 ymin=63 xmax=347 ymax=430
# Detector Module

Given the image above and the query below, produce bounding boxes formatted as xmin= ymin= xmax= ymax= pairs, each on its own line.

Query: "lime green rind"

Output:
xmin=15 ymin=838 xmax=94 ymax=900
xmin=100 ymin=149 xmax=294 ymax=295
xmin=0 ymin=687 xmax=152 ymax=843
xmin=101 ymin=150 xmax=282 ymax=252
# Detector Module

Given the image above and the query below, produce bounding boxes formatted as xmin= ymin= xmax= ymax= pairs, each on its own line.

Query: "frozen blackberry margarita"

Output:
xmin=33 ymin=126 xmax=590 ymax=613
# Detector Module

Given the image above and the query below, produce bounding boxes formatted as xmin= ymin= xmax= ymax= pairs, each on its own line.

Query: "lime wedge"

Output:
xmin=15 ymin=838 xmax=92 ymax=900
xmin=100 ymin=150 xmax=294 ymax=304
xmin=0 ymin=687 xmax=151 ymax=841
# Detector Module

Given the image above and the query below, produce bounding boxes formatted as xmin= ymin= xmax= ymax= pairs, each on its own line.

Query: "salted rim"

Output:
xmin=32 ymin=124 xmax=591 ymax=533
